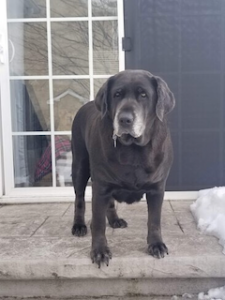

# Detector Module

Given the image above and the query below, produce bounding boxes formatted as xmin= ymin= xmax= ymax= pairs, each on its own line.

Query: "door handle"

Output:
xmin=0 ymin=34 xmax=15 ymax=64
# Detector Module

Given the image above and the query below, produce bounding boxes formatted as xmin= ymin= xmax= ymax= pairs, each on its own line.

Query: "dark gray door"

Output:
xmin=124 ymin=0 xmax=225 ymax=191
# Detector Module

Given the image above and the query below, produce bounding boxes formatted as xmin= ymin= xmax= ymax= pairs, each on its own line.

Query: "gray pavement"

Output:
xmin=0 ymin=200 xmax=224 ymax=298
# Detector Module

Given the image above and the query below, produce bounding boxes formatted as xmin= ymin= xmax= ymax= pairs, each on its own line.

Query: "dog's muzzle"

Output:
xmin=114 ymin=111 xmax=139 ymax=139
xmin=113 ymin=106 xmax=145 ymax=146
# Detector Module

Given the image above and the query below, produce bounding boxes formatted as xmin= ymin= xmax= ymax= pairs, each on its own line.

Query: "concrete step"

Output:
xmin=0 ymin=201 xmax=224 ymax=298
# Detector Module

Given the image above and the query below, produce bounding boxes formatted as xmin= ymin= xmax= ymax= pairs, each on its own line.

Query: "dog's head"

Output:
xmin=95 ymin=70 xmax=175 ymax=146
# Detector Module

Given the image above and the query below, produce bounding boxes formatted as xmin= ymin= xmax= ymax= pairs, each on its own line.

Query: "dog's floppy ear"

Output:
xmin=152 ymin=76 xmax=175 ymax=122
xmin=95 ymin=77 xmax=112 ymax=118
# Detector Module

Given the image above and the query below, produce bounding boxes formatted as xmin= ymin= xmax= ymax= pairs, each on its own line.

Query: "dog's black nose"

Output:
xmin=118 ymin=112 xmax=134 ymax=126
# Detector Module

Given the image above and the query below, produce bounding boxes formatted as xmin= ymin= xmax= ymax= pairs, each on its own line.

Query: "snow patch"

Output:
xmin=190 ymin=186 xmax=225 ymax=254
xmin=198 ymin=286 xmax=225 ymax=300
xmin=191 ymin=187 xmax=225 ymax=300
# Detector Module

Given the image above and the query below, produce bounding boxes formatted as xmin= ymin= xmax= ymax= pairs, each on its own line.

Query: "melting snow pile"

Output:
xmin=190 ymin=187 xmax=225 ymax=300
xmin=190 ymin=186 xmax=225 ymax=254
xmin=198 ymin=286 xmax=225 ymax=300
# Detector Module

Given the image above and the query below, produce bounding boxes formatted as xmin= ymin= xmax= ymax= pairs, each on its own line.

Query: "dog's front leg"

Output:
xmin=146 ymin=182 xmax=168 ymax=259
xmin=90 ymin=182 xmax=112 ymax=268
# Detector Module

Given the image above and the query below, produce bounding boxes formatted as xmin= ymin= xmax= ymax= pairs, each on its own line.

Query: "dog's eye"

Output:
xmin=114 ymin=91 xmax=121 ymax=98
xmin=141 ymin=92 xmax=147 ymax=98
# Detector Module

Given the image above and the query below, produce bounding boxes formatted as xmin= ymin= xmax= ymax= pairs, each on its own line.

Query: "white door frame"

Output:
xmin=0 ymin=0 xmax=198 ymax=203
xmin=0 ymin=0 xmax=14 ymax=197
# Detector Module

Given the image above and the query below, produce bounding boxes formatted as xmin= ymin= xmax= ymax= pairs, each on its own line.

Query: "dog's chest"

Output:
xmin=120 ymin=166 xmax=150 ymax=189
xmin=112 ymin=146 xmax=156 ymax=188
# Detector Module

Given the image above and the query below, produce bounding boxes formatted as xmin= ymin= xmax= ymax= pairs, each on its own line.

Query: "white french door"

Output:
xmin=0 ymin=0 xmax=125 ymax=199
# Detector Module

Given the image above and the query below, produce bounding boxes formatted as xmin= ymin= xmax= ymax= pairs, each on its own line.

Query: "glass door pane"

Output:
xmin=2 ymin=0 xmax=121 ymax=191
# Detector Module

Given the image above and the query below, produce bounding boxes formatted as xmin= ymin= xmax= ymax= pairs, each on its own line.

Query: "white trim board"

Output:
xmin=47 ymin=0 xmax=56 ymax=187
xmin=0 ymin=188 xmax=198 ymax=204
xmin=117 ymin=0 xmax=125 ymax=71
xmin=88 ymin=0 xmax=94 ymax=100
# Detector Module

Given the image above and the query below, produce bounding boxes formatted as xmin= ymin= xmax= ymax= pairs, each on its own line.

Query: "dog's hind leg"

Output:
xmin=106 ymin=199 xmax=127 ymax=229
xmin=71 ymin=149 xmax=90 ymax=237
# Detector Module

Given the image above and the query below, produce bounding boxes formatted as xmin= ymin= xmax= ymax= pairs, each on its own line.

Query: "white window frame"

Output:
xmin=0 ymin=106 xmax=3 ymax=198
xmin=0 ymin=0 xmax=198 ymax=203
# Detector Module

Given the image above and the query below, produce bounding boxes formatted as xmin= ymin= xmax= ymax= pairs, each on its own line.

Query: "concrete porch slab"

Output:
xmin=0 ymin=201 xmax=224 ymax=298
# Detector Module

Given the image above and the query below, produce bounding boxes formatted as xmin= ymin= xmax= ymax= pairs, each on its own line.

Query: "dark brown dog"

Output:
xmin=71 ymin=70 xmax=175 ymax=267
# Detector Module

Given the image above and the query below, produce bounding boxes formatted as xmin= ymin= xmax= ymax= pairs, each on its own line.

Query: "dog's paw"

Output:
xmin=148 ymin=242 xmax=168 ymax=259
xmin=72 ymin=223 xmax=87 ymax=237
xmin=109 ymin=218 xmax=128 ymax=229
xmin=90 ymin=246 xmax=112 ymax=268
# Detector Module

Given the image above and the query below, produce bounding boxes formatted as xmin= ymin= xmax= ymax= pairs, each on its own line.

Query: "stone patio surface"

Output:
xmin=0 ymin=200 xmax=224 ymax=298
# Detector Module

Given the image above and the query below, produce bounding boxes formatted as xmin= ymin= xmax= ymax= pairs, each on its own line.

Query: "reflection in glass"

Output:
xmin=11 ymin=80 xmax=50 ymax=132
xmin=51 ymin=22 xmax=89 ymax=75
xmin=8 ymin=23 xmax=48 ymax=76
xmin=50 ymin=0 xmax=88 ymax=17
xmin=92 ymin=0 xmax=117 ymax=17
xmin=55 ymin=135 xmax=72 ymax=187
xmin=93 ymin=21 xmax=119 ymax=75
xmin=7 ymin=0 xmax=46 ymax=19
xmin=13 ymin=135 xmax=51 ymax=187
xmin=94 ymin=78 xmax=107 ymax=97
xmin=53 ymin=80 xmax=89 ymax=131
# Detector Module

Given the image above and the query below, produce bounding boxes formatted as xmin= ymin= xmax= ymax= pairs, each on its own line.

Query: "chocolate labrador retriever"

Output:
xmin=71 ymin=70 xmax=175 ymax=267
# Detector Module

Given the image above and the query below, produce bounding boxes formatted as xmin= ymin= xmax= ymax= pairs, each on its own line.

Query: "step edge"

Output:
xmin=0 ymin=256 xmax=224 ymax=280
